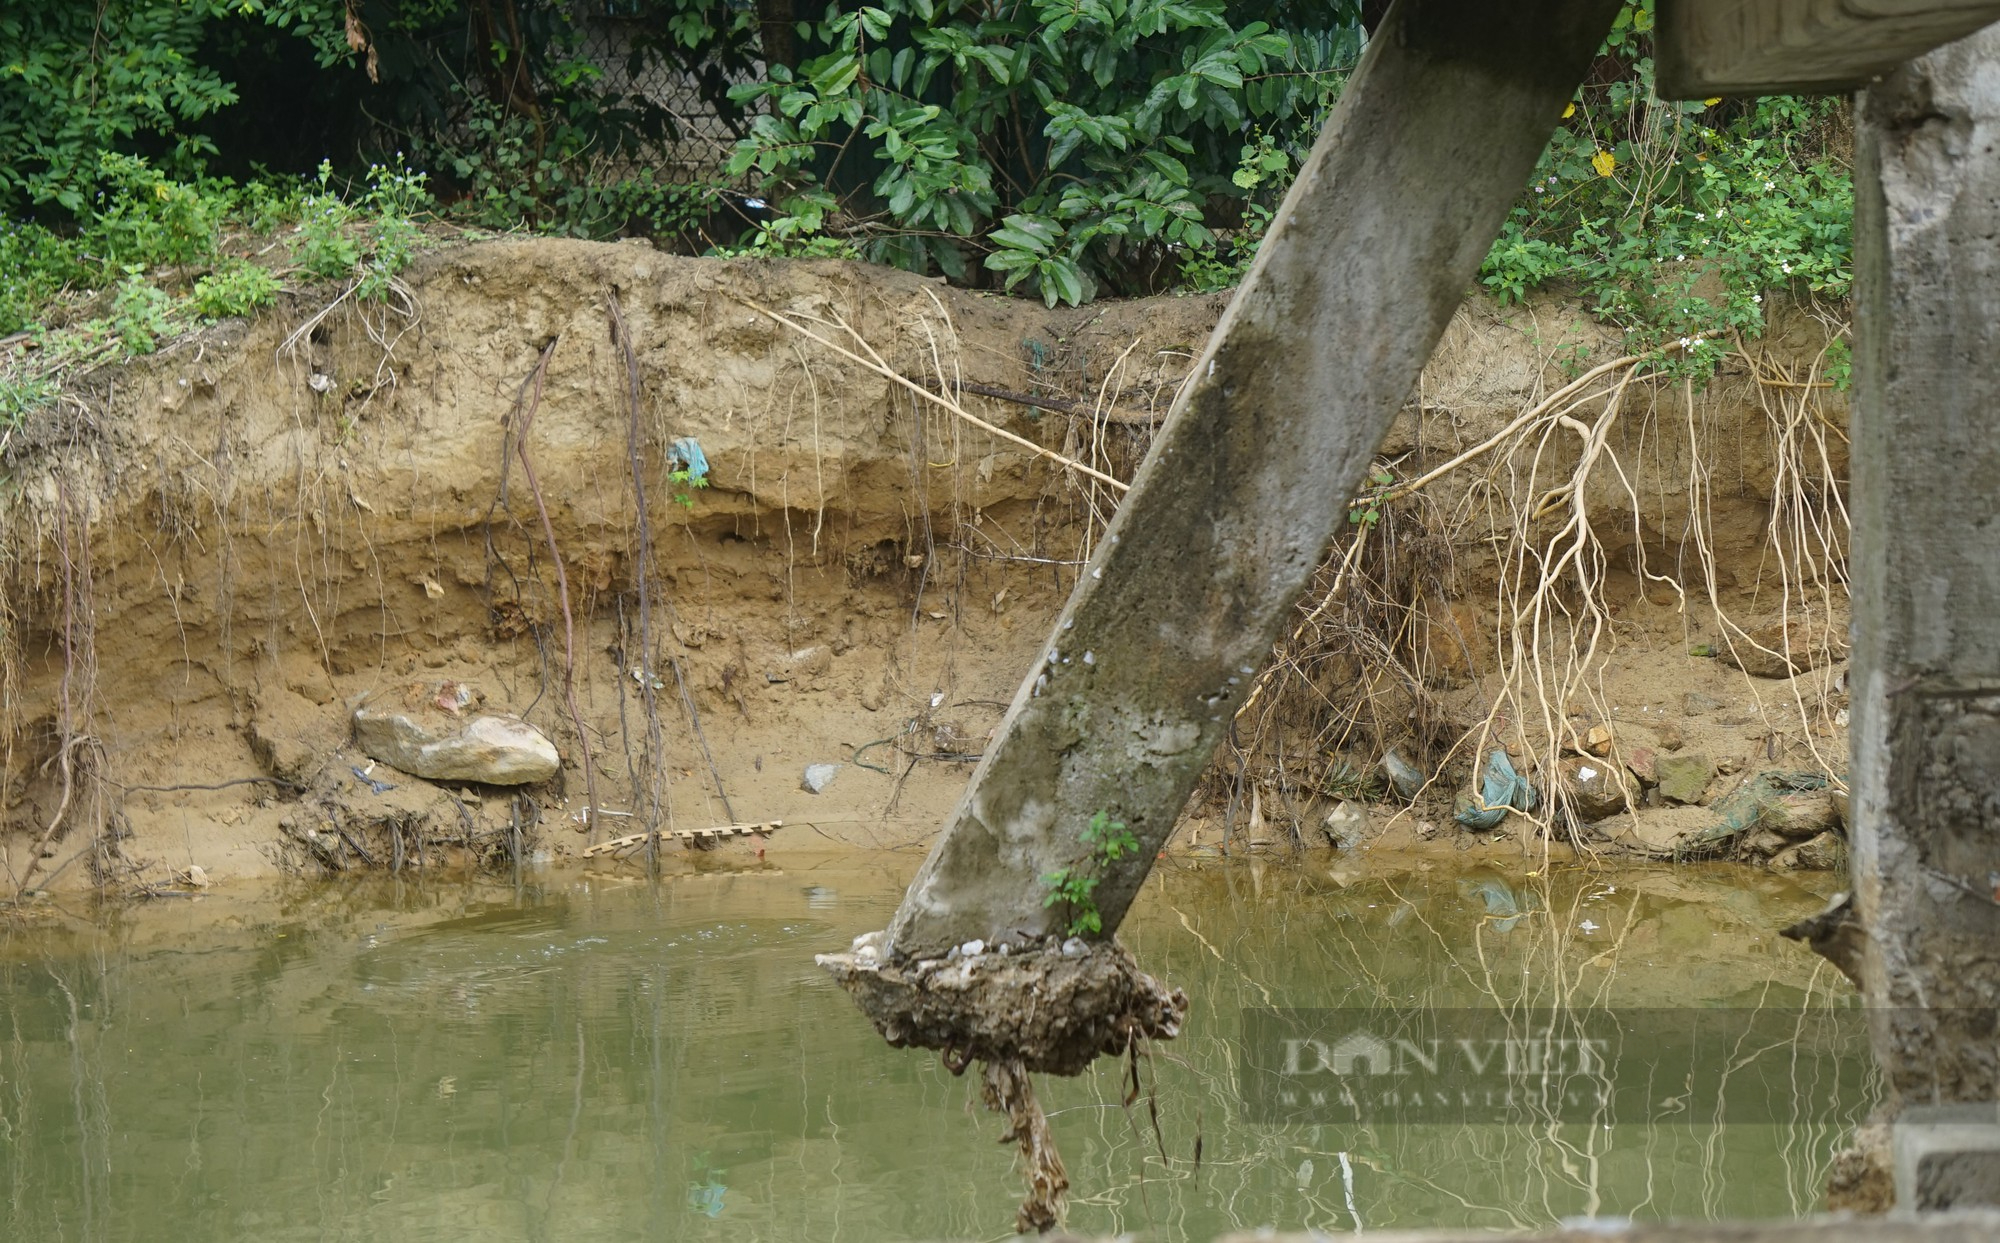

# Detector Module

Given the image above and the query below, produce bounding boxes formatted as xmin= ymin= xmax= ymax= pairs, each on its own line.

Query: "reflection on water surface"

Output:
xmin=0 ymin=853 xmax=1865 ymax=1241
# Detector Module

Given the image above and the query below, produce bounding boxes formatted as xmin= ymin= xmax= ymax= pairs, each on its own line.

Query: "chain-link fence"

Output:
xmin=570 ymin=4 xmax=761 ymax=183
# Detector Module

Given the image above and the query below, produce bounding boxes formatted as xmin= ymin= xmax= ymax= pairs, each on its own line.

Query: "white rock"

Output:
xmin=352 ymin=707 xmax=559 ymax=785
xmin=959 ymin=939 xmax=985 ymax=957
xmin=1061 ymin=937 xmax=1088 ymax=957
xmin=802 ymin=763 xmax=841 ymax=794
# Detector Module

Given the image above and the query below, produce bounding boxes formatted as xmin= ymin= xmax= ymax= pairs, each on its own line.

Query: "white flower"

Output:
xmin=1695 ymin=212 xmax=1705 ymax=221
xmin=1753 ymin=294 xmax=1763 ymax=303
xmin=1781 ymin=263 xmax=1792 ymax=274
xmin=1676 ymin=254 xmax=1685 ymax=261
xmin=1764 ymin=181 xmax=1774 ymax=190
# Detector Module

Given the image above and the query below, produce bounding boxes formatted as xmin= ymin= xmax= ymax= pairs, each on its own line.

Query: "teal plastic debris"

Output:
xmin=1457 ymin=874 xmax=1534 ymax=933
xmin=1454 ymin=749 xmax=1539 ymax=830
xmin=669 ymin=436 xmax=709 ymax=485
xmin=1693 ymin=770 xmax=1831 ymax=846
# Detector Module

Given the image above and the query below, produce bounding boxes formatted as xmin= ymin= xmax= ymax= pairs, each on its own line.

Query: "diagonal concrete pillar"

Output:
xmin=872 ymin=0 xmax=1622 ymax=962
xmin=1850 ymin=26 xmax=2000 ymax=1112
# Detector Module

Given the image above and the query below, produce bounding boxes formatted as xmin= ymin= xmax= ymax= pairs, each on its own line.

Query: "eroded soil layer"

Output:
xmin=0 ymin=241 xmax=1851 ymax=893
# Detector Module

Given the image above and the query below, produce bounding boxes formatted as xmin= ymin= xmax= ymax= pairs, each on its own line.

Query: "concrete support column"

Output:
xmin=874 ymin=0 xmax=1621 ymax=961
xmin=1851 ymin=27 xmax=2000 ymax=1113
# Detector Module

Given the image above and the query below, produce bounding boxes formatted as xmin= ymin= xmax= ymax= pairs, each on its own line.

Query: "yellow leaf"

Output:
xmin=1704 ymin=97 xmax=1722 ymax=106
xmin=1562 ymin=101 xmax=1576 ymax=119
xmin=1591 ymin=149 xmax=1616 ymax=178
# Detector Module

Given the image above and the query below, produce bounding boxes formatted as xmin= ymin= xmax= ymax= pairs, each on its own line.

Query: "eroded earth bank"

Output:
xmin=0 ymin=240 xmax=1852 ymax=896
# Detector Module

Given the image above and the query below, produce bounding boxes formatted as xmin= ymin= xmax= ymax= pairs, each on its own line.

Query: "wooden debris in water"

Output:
xmin=581 ymin=820 xmax=781 ymax=858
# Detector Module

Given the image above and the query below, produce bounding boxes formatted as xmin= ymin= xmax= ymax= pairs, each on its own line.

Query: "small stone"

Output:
xmin=859 ymin=684 xmax=884 ymax=712
xmin=1322 ymin=800 xmax=1372 ymax=849
xmin=352 ymin=707 xmax=559 ymax=785
xmin=1655 ymin=753 xmax=1716 ymax=804
xmin=1684 ymin=692 xmax=1724 ymax=715
xmin=1061 ymin=937 xmax=1088 ymax=957
xmin=1583 ymin=725 xmax=1614 ymax=756
xmin=1657 ymin=721 xmax=1687 ymax=751
xmin=1770 ymin=830 xmax=1847 ymax=872
xmin=1626 ymin=745 xmax=1659 ymax=787
xmin=1743 ymin=829 xmax=1790 ymax=857
xmin=960 ymin=939 xmax=985 ymax=957
xmin=802 ymin=763 xmax=841 ymax=794
xmin=185 ymin=864 xmax=210 ymax=888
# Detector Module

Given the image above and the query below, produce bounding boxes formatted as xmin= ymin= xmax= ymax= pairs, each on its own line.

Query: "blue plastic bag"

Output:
xmin=1454 ymin=749 xmax=1538 ymax=830
xmin=669 ymin=436 xmax=709 ymax=486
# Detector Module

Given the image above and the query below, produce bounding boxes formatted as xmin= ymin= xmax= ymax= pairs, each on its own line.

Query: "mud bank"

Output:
xmin=0 ymin=241 xmax=1850 ymax=894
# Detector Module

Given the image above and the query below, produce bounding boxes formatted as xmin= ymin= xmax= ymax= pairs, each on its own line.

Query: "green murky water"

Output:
xmin=1 ymin=853 xmax=1867 ymax=1241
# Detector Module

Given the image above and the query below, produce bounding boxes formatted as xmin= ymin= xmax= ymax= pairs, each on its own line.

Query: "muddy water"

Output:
xmin=1 ymin=853 xmax=1864 ymax=1242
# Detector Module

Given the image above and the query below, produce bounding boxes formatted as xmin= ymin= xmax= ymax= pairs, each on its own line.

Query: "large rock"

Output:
xmin=1761 ymin=790 xmax=1843 ymax=839
xmin=352 ymin=706 xmax=559 ymax=785
xmin=1560 ymin=756 xmax=1631 ymax=821
xmin=1655 ymin=752 xmax=1715 ymax=804
xmin=1725 ymin=613 xmax=1845 ymax=679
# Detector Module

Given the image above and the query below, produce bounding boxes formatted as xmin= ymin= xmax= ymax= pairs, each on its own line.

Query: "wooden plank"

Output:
xmin=1657 ymin=0 xmax=2000 ymax=97
xmin=581 ymin=820 xmax=780 ymax=858
xmin=869 ymin=0 xmax=1623 ymax=962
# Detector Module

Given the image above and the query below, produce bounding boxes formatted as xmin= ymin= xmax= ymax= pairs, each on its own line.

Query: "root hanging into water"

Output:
xmin=981 ymin=1058 xmax=1069 ymax=1234
xmin=821 ymin=936 xmax=1183 ymax=1234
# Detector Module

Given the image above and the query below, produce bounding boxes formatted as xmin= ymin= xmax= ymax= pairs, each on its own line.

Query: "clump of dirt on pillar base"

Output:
xmin=818 ymin=933 xmax=1186 ymax=1231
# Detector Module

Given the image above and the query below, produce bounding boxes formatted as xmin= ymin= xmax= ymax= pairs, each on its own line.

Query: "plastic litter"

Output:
xmin=1694 ymin=769 xmax=1832 ymax=845
xmin=1380 ymin=749 xmax=1426 ymax=800
xmin=1454 ymin=749 xmax=1539 ymax=830
xmin=669 ymin=436 xmax=709 ymax=485
xmin=350 ymin=765 xmax=395 ymax=794
xmin=1458 ymin=874 xmax=1534 ymax=933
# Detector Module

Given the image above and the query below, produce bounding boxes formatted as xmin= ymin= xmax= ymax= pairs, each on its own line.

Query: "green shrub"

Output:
xmin=725 ymin=1 xmax=1359 ymax=303
xmin=80 ymin=154 xmax=224 ymax=270
xmin=192 ymin=263 xmax=282 ymax=319
xmin=110 ymin=269 xmax=175 ymax=354
xmin=1478 ymin=2 xmax=1850 ymax=357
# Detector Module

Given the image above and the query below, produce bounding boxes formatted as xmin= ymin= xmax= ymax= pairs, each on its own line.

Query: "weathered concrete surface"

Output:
xmin=1850 ymin=26 xmax=2000 ymax=1108
xmin=1656 ymin=0 xmax=2000 ymax=98
xmin=876 ymin=0 xmax=1623 ymax=961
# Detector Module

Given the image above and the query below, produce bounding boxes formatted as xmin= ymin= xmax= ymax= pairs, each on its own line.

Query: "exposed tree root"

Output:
xmin=981 ymin=1058 xmax=1070 ymax=1233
